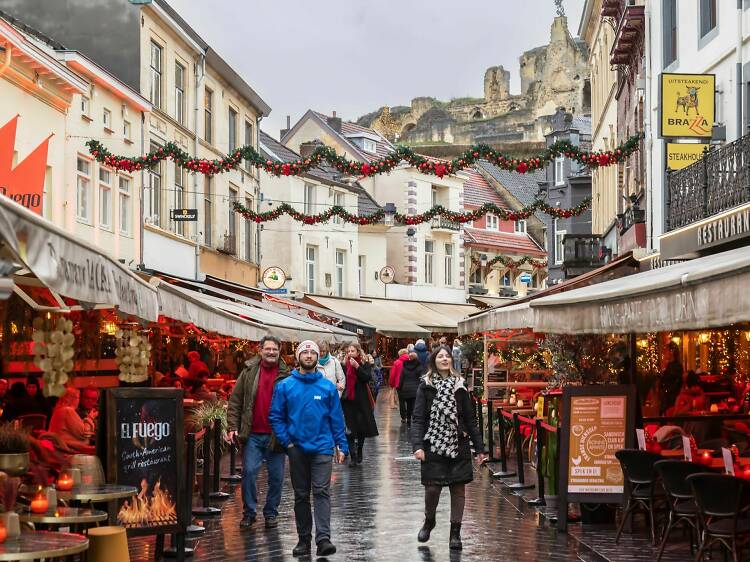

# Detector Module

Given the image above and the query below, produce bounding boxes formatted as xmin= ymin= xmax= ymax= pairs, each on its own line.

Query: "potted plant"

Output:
xmin=188 ymin=402 xmax=228 ymax=463
xmin=541 ymin=402 xmax=559 ymax=511
xmin=0 ymin=473 xmax=20 ymax=539
xmin=0 ymin=424 xmax=30 ymax=477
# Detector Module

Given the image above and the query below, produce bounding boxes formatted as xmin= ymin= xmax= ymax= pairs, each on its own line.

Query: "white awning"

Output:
xmin=306 ymin=296 xmax=431 ymax=337
xmin=151 ymin=279 xmax=267 ymax=340
xmin=0 ymin=196 xmax=159 ymax=321
xmin=531 ymin=246 xmax=750 ymax=334
xmin=458 ymin=302 xmax=535 ymax=336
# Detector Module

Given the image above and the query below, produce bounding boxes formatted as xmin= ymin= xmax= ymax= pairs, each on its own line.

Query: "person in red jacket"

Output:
xmin=389 ymin=349 xmax=409 ymax=423
xmin=187 ymin=351 xmax=209 ymax=380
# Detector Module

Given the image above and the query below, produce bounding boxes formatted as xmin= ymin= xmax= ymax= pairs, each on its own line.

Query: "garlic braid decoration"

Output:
xmin=115 ymin=329 xmax=151 ymax=383
xmin=32 ymin=316 xmax=75 ymax=397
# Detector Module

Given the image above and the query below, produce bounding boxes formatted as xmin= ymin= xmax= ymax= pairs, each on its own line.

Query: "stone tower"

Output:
xmin=484 ymin=66 xmax=511 ymax=102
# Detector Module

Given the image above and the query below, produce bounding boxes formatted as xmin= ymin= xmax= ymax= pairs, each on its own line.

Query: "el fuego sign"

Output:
xmin=660 ymin=73 xmax=715 ymax=139
xmin=0 ymin=116 xmax=51 ymax=215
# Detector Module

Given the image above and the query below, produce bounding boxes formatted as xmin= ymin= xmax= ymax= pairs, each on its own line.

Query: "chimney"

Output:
xmin=299 ymin=139 xmax=323 ymax=159
xmin=327 ymin=110 xmax=342 ymax=133
xmin=279 ymin=115 xmax=291 ymax=141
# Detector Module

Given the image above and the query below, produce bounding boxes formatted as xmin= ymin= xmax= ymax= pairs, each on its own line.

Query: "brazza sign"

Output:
xmin=660 ymin=73 xmax=715 ymax=139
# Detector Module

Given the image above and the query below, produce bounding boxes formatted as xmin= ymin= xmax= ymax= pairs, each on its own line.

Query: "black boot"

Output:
xmin=292 ymin=537 xmax=311 ymax=557
xmin=356 ymin=445 xmax=364 ymax=465
xmin=417 ymin=518 xmax=436 ymax=542
xmin=349 ymin=450 xmax=358 ymax=467
xmin=449 ymin=522 xmax=462 ymax=550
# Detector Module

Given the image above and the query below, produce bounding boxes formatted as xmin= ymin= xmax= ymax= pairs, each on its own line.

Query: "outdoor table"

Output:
xmin=57 ymin=485 xmax=137 ymax=503
xmin=660 ymin=449 xmax=750 ymax=470
xmin=0 ymin=530 xmax=88 ymax=561
xmin=18 ymin=506 xmax=107 ymax=529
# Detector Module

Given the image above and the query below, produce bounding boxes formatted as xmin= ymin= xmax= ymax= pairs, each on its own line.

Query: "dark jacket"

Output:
xmin=414 ymin=342 xmax=430 ymax=371
xmin=227 ymin=356 xmax=290 ymax=443
xmin=341 ymin=360 xmax=379 ymax=438
xmin=411 ymin=374 xmax=485 ymax=485
xmin=398 ymin=358 xmax=423 ymax=400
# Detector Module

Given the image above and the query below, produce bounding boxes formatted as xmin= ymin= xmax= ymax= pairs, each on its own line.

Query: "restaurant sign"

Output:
xmin=665 ymin=142 xmax=707 ymax=170
xmin=0 ymin=116 xmax=50 ymax=216
xmin=557 ymin=385 xmax=635 ymax=531
xmin=106 ymin=388 xmax=186 ymax=536
xmin=660 ymin=73 xmax=715 ymax=138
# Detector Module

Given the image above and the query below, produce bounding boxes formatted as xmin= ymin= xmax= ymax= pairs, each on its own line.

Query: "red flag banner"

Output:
xmin=0 ymin=116 xmax=51 ymax=215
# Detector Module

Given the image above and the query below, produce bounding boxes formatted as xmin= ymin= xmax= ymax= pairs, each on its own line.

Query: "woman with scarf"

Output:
xmin=318 ymin=341 xmax=345 ymax=396
xmin=341 ymin=342 xmax=379 ymax=467
xmin=411 ymin=345 xmax=487 ymax=550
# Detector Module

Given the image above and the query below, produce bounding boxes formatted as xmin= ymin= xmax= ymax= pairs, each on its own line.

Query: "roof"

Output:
xmin=476 ymin=162 xmax=549 ymax=227
xmin=355 ymin=187 xmax=382 ymax=215
xmin=298 ymin=111 xmax=395 ymax=163
xmin=463 ymin=227 xmax=546 ymax=257
xmin=463 ymin=167 xmax=507 ymax=209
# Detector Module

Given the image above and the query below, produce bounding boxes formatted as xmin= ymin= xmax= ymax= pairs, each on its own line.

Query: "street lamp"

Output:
xmin=384 ymin=202 xmax=396 ymax=226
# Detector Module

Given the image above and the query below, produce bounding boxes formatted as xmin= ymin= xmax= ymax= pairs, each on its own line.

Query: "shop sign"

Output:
xmin=519 ymin=273 xmax=532 ymax=284
xmin=660 ymin=73 xmax=715 ymax=138
xmin=170 ymin=208 xmax=198 ymax=222
xmin=379 ymin=266 xmax=395 ymax=284
xmin=261 ymin=266 xmax=287 ymax=290
xmin=557 ymin=385 xmax=636 ymax=531
xmin=0 ymin=116 xmax=51 ymax=215
xmin=666 ymin=142 xmax=708 ymax=170
xmin=105 ymin=388 xmax=186 ymax=536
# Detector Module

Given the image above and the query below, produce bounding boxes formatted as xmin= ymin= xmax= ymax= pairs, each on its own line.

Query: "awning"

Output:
xmin=0 ymin=196 xmax=159 ymax=321
xmin=151 ymin=279 xmax=267 ymax=340
xmin=468 ymin=295 xmax=517 ymax=309
xmin=458 ymin=302 xmax=535 ymax=336
xmin=531 ymin=245 xmax=750 ymax=334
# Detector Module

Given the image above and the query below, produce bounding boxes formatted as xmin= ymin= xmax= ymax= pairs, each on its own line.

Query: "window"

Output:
xmin=229 ymin=187 xmax=238 ymax=250
xmin=204 ymin=88 xmax=213 ymax=143
xmin=663 ymin=0 xmax=678 ymax=67
xmin=431 ymin=187 xmax=438 ymax=209
xmin=363 ymin=138 xmax=377 ymax=153
xmin=244 ymin=121 xmax=253 ymax=169
xmin=228 ymin=107 xmax=238 ymax=152
xmin=306 ymin=245 xmax=317 ymax=293
xmin=555 ymin=156 xmax=565 ymax=186
xmin=172 ymin=163 xmax=185 ymax=236
xmin=424 ymin=240 xmax=434 ymax=284
xmin=486 ymin=214 xmax=499 ymax=231
xmin=149 ymin=41 xmax=162 ymax=108
xmin=444 ymin=243 xmax=454 ymax=286
xmin=554 ymin=219 xmax=566 ymax=265
xmin=470 ymin=265 xmax=483 ymax=285
xmin=514 ymin=220 xmax=527 ymax=234
xmin=118 ymin=176 xmax=131 ymax=236
xmin=502 ymin=272 xmax=512 ymax=286
xmin=145 ymin=143 xmax=162 ymax=224
xmin=80 ymin=95 xmax=90 ymax=117
xmin=358 ymin=255 xmax=366 ymax=295
xmin=103 ymin=108 xmax=112 ymax=130
xmin=175 ymin=62 xmax=186 ymax=125
xmin=98 ymin=168 xmax=112 ymax=229
xmin=244 ymin=197 xmax=254 ymax=262
xmin=304 ymin=184 xmax=316 ymax=215
xmin=204 ymin=176 xmax=212 ymax=246
xmin=335 ymin=250 xmax=345 ymax=296
xmin=332 ymin=192 xmax=344 ymax=225
xmin=123 ymin=120 xmax=132 ymax=141
xmin=76 ymin=157 xmax=91 ymax=222
xmin=699 ymin=0 xmax=717 ymax=39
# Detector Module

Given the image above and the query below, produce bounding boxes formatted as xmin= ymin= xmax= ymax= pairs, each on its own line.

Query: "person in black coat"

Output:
xmin=398 ymin=354 xmax=422 ymax=426
xmin=411 ymin=345 xmax=487 ymax=551
xmin=341 ymin=342 xmax=379 ymax=467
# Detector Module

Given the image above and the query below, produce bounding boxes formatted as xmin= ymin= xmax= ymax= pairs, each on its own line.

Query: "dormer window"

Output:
xmin=362 ymin=139 xmax=377 ymax=154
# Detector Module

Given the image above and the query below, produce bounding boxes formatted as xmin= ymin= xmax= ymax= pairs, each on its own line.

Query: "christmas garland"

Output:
xmin=85 ymin=133 xmax=642 ymax=179
xmin=487 ymin=344 xmax=550 ymax=368
xmin=231 ymin=197 xmax=591 ymax=225
xmin=471 ymin=254 xmax=547 ymax=270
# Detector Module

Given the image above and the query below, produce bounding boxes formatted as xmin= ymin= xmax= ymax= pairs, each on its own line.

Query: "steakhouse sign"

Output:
xmin=660 ymin=73 xmax=715 ymax=139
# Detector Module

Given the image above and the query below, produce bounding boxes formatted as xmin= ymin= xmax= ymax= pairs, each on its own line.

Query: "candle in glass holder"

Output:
xmin=710 ymin=404 xmax=719 ymax=413
xmin=742 ymin=465 xmax=750 ymax=480
xmin=701 ymin=451 xmax=713 ymax=465
xmin=0 ymin=522 xmax=6 ymax=544
xmin=30 ymin=492 xmax=48 ymax=514
xmin=56 ymin=473 xmax=74 ymax=491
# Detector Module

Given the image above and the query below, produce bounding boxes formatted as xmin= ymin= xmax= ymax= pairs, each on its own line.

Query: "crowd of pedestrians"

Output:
xmin=226 ymin=335 xmax=486 ymax=556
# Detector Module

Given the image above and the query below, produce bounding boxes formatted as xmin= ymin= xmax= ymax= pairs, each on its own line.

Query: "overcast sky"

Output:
xmin=168 ymin=0 xmax=586 ymax=139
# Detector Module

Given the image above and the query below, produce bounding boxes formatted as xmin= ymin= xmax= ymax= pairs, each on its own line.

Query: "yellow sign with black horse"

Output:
xmin=660 ymin=73 xmax=715 ymax=139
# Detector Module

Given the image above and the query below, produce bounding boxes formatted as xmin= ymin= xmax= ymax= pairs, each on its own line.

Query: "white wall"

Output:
xmin=144 ymin=228 xmax=197 ymax=278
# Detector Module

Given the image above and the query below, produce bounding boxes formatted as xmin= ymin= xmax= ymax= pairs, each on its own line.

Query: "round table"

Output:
xmin=58 ymin=485 xmax=137 ymax=503
xmin=18 ymin=506 xmax=108 ymax=525
xmin=0 ymin=530 xmax=88 ymax=561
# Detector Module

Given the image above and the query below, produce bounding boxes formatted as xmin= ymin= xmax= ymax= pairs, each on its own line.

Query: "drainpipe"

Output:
xmin=644 ymin=2 xmax=655 ymax=251
xmin=0 ymin=43 xmax=11 ymax=77
xmin=256 ymin=115 xmax=262 ymax=267
xmin=139 ymin=111 xmax=146 ymax=269
xmin=738 ymin=0 xmax=744 ymax=139
xmin=194 ymin=53 xmax=206 ymax=280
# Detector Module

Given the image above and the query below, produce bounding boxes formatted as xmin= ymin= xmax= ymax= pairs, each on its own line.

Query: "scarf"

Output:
xmin=424 ymin=375 xmax=459 ymax=459
xmin=344 ymin=358 xmax=359 ymax=401
xmin=319 ymin=354 xmax=331 ymax=366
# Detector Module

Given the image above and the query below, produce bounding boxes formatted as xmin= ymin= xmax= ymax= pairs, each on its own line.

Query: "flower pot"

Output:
xmin=0 ymin=512 xmax=20 ymax=539
xmin=0 ymin=453 xmax=29 ymax=477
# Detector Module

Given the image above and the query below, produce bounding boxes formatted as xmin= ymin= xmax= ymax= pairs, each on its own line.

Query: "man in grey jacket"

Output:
xmin=227 ymin=335 xmax=290 ymax=530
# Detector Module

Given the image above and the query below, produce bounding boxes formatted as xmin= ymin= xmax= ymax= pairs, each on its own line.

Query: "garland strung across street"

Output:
xmin=470 ymin=254 xmax=547 ymax=270
xmin=230 ymin=198 xmax=591 ymax=225
xmin=85 ymin=133 xmax=642 ymax=179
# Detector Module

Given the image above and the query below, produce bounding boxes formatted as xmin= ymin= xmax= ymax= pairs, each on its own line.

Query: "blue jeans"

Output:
xmin=242 ymin=433 xmax=286 ymax=519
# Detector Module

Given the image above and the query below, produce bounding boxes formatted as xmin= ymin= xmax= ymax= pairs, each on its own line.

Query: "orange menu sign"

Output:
xmin=567 ymin=395 xmax=627 ymax=494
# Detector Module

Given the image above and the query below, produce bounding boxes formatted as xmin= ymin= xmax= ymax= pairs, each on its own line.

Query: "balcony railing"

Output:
xmin=666 ymin=134 xmax=750 ymax=231
xmin=430 ymin=217 xmax=460 ymax=232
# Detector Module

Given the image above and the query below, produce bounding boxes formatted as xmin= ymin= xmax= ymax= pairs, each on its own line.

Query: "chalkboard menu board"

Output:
xmin=557 ymin=385 xmax=635 ymax=532
xmin=106 ymin=388 xmax=186 ymax=536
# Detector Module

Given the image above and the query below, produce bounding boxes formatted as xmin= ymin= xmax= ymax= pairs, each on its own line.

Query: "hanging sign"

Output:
xmin=660 ymin=73 xmax=715 ymax=138
xmin=379 ymin=266 xmax=395 ymax=284
xmin=0 ymin=116 xmax=51 ymax=215
xmin=665 ymin=143 xmax=708 ymax=170
xmin=262 ymin=266 xmax=287 ymax=290
xmin=170 ymin=208 xmax=198 ymax=222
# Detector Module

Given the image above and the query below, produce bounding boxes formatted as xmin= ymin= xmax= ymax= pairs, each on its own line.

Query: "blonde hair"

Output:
xmin=398 ymin=348 xmax=408 ymax=356
xmin=346 ymin=341 xmax=363 ymax=356
xmin=57 ymin=387 xmax=80 ymax=408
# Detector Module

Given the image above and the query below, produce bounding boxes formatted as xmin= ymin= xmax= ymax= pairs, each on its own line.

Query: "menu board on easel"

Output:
xmin=557 ymin=384 xmax=636 ymax=531
xmin=106 ymin=388 xmax=186 ymax=536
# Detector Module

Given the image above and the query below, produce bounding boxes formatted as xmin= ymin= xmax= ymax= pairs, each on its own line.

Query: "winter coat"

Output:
xmin=227 ymin=356 xmax=290 ymax=443
xmin=411 ymin=374 xmax=485 ymax=486
xmin=318 ymin=356 xmax=345 ymax=397
xmin=340 ymin=360 xmax=379 ymax=438
xmin=398 ymin=358 xmax=423 ymax=400
xmin=414 ymin=342 xmax=430 ymax=371
xmin=389 ymin=354 xmax=408 ymax=388
xmin=268 ymin=369 xmax=349 ymax=456
xmin=452 ymin=345 xmax=463 ymax=374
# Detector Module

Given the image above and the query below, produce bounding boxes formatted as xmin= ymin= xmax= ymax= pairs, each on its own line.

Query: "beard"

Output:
xmin=299 ymin=357 xmax=318 ymax=370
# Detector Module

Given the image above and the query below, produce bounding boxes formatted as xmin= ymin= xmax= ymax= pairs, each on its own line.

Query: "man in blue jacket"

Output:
xmin=269 ymin=340 xmax=348 ymax=558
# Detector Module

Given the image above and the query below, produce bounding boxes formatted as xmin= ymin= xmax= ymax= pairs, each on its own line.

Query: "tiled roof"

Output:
xmin=463 ymin=227 xmax=546 ymax=257
xmin=354 ymin=187 xmax=382 ymax=215
xmin=312 ymin=111 xmax=395 ymax=162
xmin=260 ymin=130 xmax=342 ymax=185
xmin=463 ymin=167 xmax=507 ymax=209
xmin=476 ymin=161 xmax=550 ymax=228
